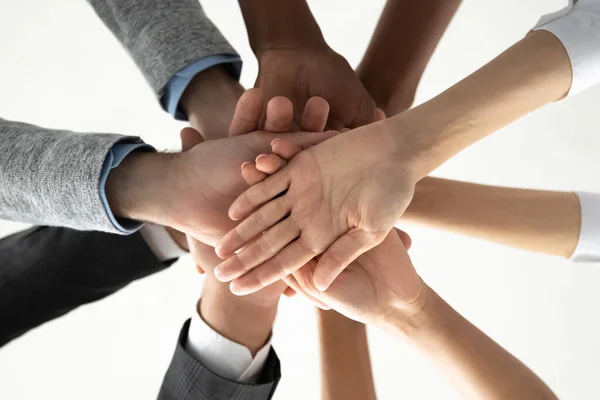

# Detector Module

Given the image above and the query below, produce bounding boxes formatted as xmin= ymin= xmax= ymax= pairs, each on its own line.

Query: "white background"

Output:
xmin=1 ymin=0 xmax=599 ymax=399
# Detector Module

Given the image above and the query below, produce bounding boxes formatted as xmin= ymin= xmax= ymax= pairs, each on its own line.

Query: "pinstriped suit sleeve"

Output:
xmin=158 ymin=320 xmax=281 ymax=400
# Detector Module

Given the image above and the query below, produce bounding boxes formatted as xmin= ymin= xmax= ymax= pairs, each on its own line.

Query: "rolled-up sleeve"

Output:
xmin=533 ymin=0 xmax=600 ymax=97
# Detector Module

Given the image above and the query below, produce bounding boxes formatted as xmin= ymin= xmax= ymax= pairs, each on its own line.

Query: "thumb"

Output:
xmin=180 ymin=127 xmax=204 ymax=151
xmin=313 ymin=229 xmax=381 ymax=291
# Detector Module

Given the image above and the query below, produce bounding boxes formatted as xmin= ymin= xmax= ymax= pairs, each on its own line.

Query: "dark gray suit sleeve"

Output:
xmin=86 ymin=0 xmax=239 ymax=97
xmin=159 ymin=320 xmax=281 ymax=400
xmin=0 ymin=226 xmax=171 ymax=347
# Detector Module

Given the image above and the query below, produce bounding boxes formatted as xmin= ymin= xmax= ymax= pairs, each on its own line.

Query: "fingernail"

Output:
xmin=241 ymin=162 xmax=252 ymax=170
xmin=271 ymin=138 xmax=281 ymax=147
xmin=255 ymin=154 xmax=267 ymax=163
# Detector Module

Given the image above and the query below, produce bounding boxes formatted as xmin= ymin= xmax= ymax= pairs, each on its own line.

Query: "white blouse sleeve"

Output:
xmin=533 ymin=0 xmax=600 ymax=97
xmin=571 ymin=192 xmax=600 ymax=262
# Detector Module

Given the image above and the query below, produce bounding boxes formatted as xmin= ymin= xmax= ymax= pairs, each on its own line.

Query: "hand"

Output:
xmin=239 ymin=0 xmax=377 ymax=130
xmin=106 ymin=89 xmax=337 ymax=247
xmin=214 ymin=121 xmax=417 ymax=294
xmin=256 ymin=46 xmax=378 ymax=130
xmin=231 ymin=142 xmax=420 ymax=325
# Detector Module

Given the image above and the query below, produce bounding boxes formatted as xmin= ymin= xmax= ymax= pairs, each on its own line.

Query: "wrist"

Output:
xmin=239 ymin=0 xmax=326 ymax=55
xmin=356 ymin=63 xmax=417 ymax=116
xmin=381 ymin=282 xmax=454 ymax=342
xmin=181 ymin=65 xmax=244 ymax=141
xmin=200 ymin=276 xmax=278 ymax=356
xmin=317 ymin=309 xmax=366 ymax=332
xmin=105 ymin=151 xmax=175 ymax=224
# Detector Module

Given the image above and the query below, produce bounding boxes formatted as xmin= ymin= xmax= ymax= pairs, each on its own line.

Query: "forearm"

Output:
xmin=317 ymin=310 xmax=376 ymax=400
xmin=238 ymin=0 xmax=326 ymax=54
xmin=403 ymin=177 xmax=581 ymax=258
xmin=386 ymin=285 xmax=557 ymax=400
xmin=357 ymin=0 xmax=462 ymax=115
xmin=180 ymin=65 xmax=244 ymax=141
xmin=389 ymin=30 xmax=572 ymax=178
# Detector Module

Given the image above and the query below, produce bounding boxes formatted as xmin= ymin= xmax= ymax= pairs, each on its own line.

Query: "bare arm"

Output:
xmin=390 ymin=30 xmax=572 ymax=179
xmin=318 ymin=310 xmax=377 ymax=400
xmin=357 ymin=0 xmax=462 ymax=115
xmin=386 ymin=285 xmax=558 ymax=400
xmin=403 ymin=177 xmax=581 ymax=258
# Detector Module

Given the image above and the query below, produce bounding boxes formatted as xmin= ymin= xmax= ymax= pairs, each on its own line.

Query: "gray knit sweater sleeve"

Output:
xmin=0 ymin=117 xmax=143 ymax=233
xmin=86 ymin=0 xmax=239 ymax=97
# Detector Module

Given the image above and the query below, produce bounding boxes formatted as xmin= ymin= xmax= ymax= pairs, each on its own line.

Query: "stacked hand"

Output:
xmin=255 ymin=46 xmax=378 ymax=130
xmin=230 ymin=139 xmax=423 ymax=326
xmin=213 ymin=118 xmax=418 ymax=294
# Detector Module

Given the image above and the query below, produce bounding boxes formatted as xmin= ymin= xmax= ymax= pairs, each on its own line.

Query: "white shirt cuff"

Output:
xmin=571 ymin=192 xmax=600 ymax=263
xmin=139 ymin=223 xmax=188 ymax=262
xmin=533 ymin=0 xmax=600 ymax=98
xmin=184 ymin=303 xmax=272 ymax=383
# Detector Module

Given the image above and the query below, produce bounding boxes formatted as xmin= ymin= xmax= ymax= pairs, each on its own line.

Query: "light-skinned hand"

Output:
xmin=213 ymin=120 xmax=417 ymax=295
xmin=233 ymin=140 xmax=421 ymax=325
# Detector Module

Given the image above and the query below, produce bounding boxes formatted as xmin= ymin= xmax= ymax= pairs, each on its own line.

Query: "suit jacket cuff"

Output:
xmin=100 ymin=142 xmax=155 ymax=233
xmin=158 ymin=319 xmax=281 ymax=400
xmin=162 ymin=55 xmax=242 ymax=120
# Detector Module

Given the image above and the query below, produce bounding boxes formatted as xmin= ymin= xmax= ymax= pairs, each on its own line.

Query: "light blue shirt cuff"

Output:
xmin=99 ymin=142 xmax=155 ymax=234
xmin=161 ymin=54 xmax=243 ymax=121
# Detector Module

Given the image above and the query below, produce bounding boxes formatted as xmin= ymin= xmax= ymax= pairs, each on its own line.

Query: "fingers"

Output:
xmin=241 ymin=162 xmax=267 ymax=186
xmin=264 ymin=96 xmax=294 ymax=133
xmin=227 ymin=240 xmax=316 ymax=295
xmin=180 ymin=127 xmax=204 ymax=151
xmin=229 ymin=88 xmax=264 ymax=137
xmin=271 ymin=139 xmax=303 ymax=160
xmin=283 ymin=274 xmax=331 ymax=310
xmin=227 ymin=172 xmax=291 ymax=222
xmin=255 ymin=153 xmax=287 ymax=174
xmin=375 ymin=108 xmax=386 ymax=122
xmin=313 ymin=229 xmax=383 ymax=291
xmin=214 ymin=218 xmax=299 ymax=282
xmin=301 ymin=96 xmax=330 ymax=132
xmin=394 ymin=228 xmax=412 ymax=251
xmin=219 ymin=193 xmax=291 ymax=256
xmin=349 ymin=95 xmax=378 ymax=128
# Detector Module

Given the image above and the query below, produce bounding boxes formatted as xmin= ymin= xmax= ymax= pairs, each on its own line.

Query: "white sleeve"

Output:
xmin=184 ymin=304 xmax=272 ymax=383
xmin=571 ymin=192 xmax=600 ymax=262
xmin=139 ymin=223 xmax=187 ymax=262
xmin=533 ymin=0 xmax=600 ymax=97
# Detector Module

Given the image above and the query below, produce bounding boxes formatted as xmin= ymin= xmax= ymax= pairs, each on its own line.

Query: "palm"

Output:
xmin=300 ymin=231 xmax=422 ymax=325
xmin=256 ymin=48 xmax=377 ymax=130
